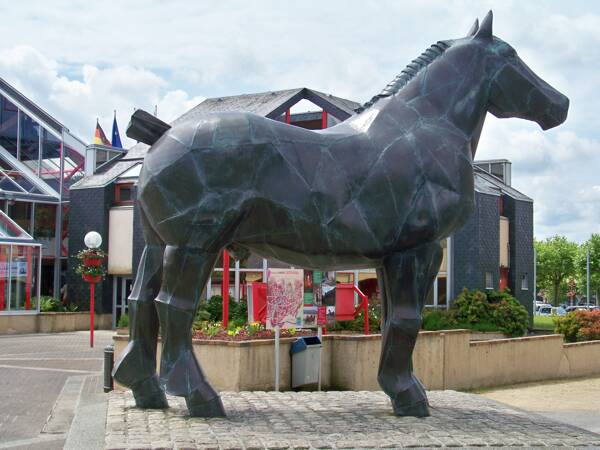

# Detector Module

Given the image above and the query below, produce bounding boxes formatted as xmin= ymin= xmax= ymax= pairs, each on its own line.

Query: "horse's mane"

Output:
xmin=356 ymin=40 xmax=452 ymax=113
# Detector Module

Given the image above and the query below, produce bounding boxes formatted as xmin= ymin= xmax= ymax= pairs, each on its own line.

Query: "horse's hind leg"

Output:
xmin=112 ymin=216 xmax=167 ymax=409
xmin=155 ymin=245 xmax=225 ymax=417
xmin=377 ymin=241 xmax=442 ymax=417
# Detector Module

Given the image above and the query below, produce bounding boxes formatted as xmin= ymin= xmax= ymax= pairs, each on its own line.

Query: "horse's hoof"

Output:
xmin=390 ymin=378 xmax=430 ymax=417
xmin=132 ymin=375 xmax=169 ymax=409
xmin=392 ymin=399 xmax=430 ymax=417
xmin=185 ymin=393 xmax=226 ymax=417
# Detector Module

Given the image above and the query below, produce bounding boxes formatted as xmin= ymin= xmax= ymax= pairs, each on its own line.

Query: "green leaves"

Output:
xmin=423 ymin=288 xmax=528 ymax=337
xmin=535 ymin=236 xmax=578 ymax=305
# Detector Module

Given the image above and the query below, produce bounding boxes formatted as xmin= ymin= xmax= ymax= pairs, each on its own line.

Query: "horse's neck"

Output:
xmin=372 ymin=51 xmax=489 ymax=149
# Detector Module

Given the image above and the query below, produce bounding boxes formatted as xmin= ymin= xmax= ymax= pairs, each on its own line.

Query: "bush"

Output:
xmin=422 ymin=289 xmax=528 ymax=337
xmin=555 ymin=310 xmax=600 ymax=342
xmin=40 ymin=296 xmax=63 ymax=312
xmin=117 ymin=313 xmax=129 ymax=328
xmin=39 ymin=296 xmax=78 ymax=312
xmin=195 ymin=295 xmax=248 ymax=327
xmin=422 ymin=309 xmax=457 ymax=331
xmin=491 ymin=296 xmax=529 ymax=337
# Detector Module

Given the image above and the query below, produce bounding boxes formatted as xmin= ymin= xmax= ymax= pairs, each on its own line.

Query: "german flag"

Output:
xmin=93 ymin=120 xmax=111 ymax=146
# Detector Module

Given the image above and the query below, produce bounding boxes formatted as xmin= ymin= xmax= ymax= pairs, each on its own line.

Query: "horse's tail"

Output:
xmin=126 ymin=109 xmax=171 ymax=145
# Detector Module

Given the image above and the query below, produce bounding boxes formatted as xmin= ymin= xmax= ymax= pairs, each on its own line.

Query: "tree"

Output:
xmin=535 ymin=236 xmax=578 ymax=306
xmin=575 ymin=234 xmax=600 ymax=304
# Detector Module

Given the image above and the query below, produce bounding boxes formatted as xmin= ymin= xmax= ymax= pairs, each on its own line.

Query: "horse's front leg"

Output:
xmin=377 ymin=241 xmax=442 ymax=417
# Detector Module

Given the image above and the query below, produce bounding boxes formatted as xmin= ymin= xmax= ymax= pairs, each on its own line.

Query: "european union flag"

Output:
xmin=112 ymin=110 xmax=123 ymax=148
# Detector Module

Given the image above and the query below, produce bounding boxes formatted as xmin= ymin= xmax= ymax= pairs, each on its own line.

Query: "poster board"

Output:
xmin=266 ymin=268 xmax=304 ymax=330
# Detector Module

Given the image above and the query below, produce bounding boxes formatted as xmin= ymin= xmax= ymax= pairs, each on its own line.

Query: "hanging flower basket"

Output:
xmin=83 ymin=255 xmax=104 ymax=266
xmin=83 ymin=273 xmax=102 ymax=283
xmin=75 ymin=248 xmax=107 ymax=282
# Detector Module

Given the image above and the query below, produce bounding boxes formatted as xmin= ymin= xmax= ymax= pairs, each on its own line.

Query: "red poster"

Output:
xmin=317 ymin=306 xmax=327 ymax=326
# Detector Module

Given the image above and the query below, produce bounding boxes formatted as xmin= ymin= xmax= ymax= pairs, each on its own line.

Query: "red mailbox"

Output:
xmin=335 ymin=283 xmax=370 ymax=334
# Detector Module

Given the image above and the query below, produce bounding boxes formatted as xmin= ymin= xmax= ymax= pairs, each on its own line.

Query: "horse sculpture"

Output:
xmin=113 ymin=11 xmax=569 ymax=417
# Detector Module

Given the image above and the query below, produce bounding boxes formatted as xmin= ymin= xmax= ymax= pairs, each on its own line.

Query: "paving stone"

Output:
xmin=105 ymin=390 xmax=600 ymax=449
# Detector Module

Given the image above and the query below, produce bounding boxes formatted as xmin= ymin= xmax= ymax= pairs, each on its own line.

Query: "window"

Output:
xmin=115 ymin=183 xmax=134 ymax=204
xmin=491 ymin=163 xmax=504 ymax=181
xmin=521 ymin=274 xmax=529 ymax=291
xmin=0 ymin=95 xmax=19 ymax=156
xmin=485 ymin=272 xmax=494 ymax=290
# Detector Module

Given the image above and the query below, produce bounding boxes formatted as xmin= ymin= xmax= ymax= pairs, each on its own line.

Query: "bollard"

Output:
xmin=104 ymin=344 xmax=114 ymax=393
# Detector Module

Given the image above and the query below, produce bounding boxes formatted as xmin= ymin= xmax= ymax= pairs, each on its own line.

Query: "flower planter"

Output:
xmin=83 ymin=274 xmax=102 ymax=283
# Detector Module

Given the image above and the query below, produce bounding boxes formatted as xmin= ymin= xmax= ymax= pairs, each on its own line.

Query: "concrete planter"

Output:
xmin=0 ymin=312 xmax=112 ymax=334
xmin=113 ymin=329 xmax=600 ymax=392
xmin=469 ymin=331 xmax=511 ymax=341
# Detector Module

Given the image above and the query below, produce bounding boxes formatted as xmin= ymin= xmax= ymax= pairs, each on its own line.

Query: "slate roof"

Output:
xmin=173 ymin=87 xmax=361 ymax=126
xmin=71 ymin=160 xmax=140 ymax=189
xmin=473 ymin=167 xmax=533 ymax=203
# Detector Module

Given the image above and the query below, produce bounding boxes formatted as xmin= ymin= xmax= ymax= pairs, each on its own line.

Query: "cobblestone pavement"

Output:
xmin=106 ymin=390 xmax=600 ymax=449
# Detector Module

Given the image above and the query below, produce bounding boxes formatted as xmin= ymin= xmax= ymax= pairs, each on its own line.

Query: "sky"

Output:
xmin=0 ymin=0 xmax=598 ymax=242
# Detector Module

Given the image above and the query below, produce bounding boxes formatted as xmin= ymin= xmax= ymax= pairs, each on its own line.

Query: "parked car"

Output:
xmin=564 ymin=306 xmax=592 ymax=313
xmin=535 ymin=303 xmax=553 ymax=315
xmin=537 ymin=306 xmax=553 ymax=316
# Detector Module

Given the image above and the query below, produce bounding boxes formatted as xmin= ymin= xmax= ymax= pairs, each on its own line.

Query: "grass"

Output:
xmin=533 ymin=315 xmax=557 ymax=331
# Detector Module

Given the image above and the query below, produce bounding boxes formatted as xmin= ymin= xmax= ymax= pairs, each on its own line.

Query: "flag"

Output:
xmin=93 ymin=120 xmax=111 ymax=146
xmin=111 ymin=111 xmax=123 ymax=148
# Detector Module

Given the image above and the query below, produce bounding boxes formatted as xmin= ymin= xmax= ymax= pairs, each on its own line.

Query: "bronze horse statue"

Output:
xmin=113 ymin=11 xmax=569 ymax=417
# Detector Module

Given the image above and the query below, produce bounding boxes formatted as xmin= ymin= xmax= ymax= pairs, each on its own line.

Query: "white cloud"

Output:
xmin=0 ymin=1 xmax=598 ymax=242
xmin=0 ymin=45 xmax=204 ymax=146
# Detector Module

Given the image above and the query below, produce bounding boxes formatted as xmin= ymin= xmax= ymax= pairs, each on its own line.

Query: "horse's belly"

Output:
xmin=243 ymin=242 xmax=381 ymax=270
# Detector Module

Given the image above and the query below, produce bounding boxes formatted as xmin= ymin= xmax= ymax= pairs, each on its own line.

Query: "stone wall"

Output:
xmin=0 ymin=312 xmax=112 ymax=334
xmin=112 ymin=330 xmax=600 ymax=392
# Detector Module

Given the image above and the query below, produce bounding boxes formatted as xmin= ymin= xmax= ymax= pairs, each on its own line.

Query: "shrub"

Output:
xmin=195 ymin=295 xmax=248 ymax=327
xmin=555 ymin=310 xmax=600 ymax=342
xmin=491 ymin=296 xmax=529 ymax=337
xmin=422 ymin=309 xmax=457 ymax=331
xmin=39 ymin=296 xmax=78 ymax=312
xmin=117 ymin=313 xmax=129 ymax=328
xmin=40 ymin=296 xmax=63 ymax=312
xmin=423 ymin=289 xmax=528 ymax=337
xmin=453 ymin=289 xmax=491 ymax=324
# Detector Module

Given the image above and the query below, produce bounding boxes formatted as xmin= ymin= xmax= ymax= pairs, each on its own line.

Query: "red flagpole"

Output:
xmin=222 ymin=250 xmax=230 ymax=328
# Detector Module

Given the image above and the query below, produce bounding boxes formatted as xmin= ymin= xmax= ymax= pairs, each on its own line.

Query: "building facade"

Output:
xmin=68 ymin=88 xmax=535 ymax=325
xmin=0 ymin=77 xmax=88 ymax=314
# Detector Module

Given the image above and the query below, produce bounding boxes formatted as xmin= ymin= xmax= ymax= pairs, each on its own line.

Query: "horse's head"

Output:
xmin=464 ymin=11 xmax=569 ymax=130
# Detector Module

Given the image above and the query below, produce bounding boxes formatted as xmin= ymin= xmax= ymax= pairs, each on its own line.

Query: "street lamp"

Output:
xmin=84 ymin=231 xmax=102 ymax=249
xmin=84 ymin=231 xmax=103 ymax=347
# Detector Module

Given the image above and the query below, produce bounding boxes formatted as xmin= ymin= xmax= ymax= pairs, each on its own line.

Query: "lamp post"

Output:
xmin=84 ymin=231 xmax=102 ymax=348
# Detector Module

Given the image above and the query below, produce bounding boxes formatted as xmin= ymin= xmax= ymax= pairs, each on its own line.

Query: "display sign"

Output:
xmin=266 ymin=268 xmax=304 ymax=329
xmin=303 ymin=305 xmax=318 ymax=328
xmin=317 ymin=306 xmax=327 ymax=326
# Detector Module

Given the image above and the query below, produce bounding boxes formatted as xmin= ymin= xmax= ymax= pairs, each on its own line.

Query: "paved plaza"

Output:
xmin=1 ymin=331 xmax=599 ymax=449
xmin=0 ymin=330 xmax=112 ymax=450
xmin=106 ymin=390 xmax=600 ymax=449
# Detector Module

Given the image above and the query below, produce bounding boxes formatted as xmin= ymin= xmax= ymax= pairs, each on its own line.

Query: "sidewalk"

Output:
xmin=0 ymin=331 xmax=112 ymax=450
xmin=478 ymin=376 xmax=600 ymax=434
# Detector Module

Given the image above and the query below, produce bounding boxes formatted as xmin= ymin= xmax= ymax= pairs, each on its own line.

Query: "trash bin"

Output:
xmin=290 ymin=336 xmax=322 ymax=389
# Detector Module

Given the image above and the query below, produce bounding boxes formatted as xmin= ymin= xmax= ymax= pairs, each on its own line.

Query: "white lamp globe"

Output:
xmin=84 ymin=231 xmax=102 ymax=249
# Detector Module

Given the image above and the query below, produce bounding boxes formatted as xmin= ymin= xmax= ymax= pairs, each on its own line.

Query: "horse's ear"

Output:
xmin=474 ymin=10 xmax=493 ymax=39
xmin=467 ymin=18 xmax=479 ymax=37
